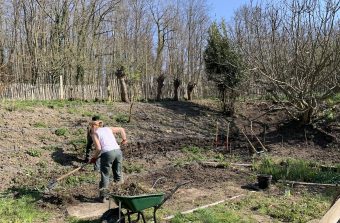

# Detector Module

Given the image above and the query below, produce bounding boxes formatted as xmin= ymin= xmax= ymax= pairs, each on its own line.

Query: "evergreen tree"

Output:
xmin=204 ymin=21 xmax=243 ymax=114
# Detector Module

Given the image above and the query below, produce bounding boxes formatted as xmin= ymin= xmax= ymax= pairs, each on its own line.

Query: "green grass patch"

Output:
xmin=0 ymin=189 xmax=49 ymax=222
xmin=32 ymin=121 xmax=47 ymax=128
xmin=115 ymin=113 xmax=129 ymax=123
xmin=41 ymin=145 xmax=60 ymax=151
xmin=68 ymin=138 xmax=87 ymax=150
xmin=123 ymin=162 xmax=144 ymax=174
xmin=26 ymin=148 xmax=42 ymax=157
xmin=232 ymin=193 xmax=330 ymax=223
xmin=171 ymin=208 xmax=254 ymax=223
xmin=254 ymin=157 xmax=340 ymax=184
xmin=63 ymin=174 xmax=97 ymax=187
xmin=55 ymin=128 xmax=69 ymax=136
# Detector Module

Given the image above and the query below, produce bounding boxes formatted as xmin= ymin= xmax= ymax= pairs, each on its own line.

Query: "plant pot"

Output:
xmin=257 ymin=174 xmax=272 ymax=189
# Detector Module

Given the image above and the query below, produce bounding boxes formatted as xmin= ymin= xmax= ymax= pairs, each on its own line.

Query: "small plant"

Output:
xmin=181 ymin=146 xmax=205 ymax=162
xmin=33 ymin=122 xmax=47 ymax=128
xmin=55 ymin=128 xmax=68 ymax=136
xmin=64 ymin=174 xmax=96 ymax=187
xmin=27 ymin=148 xmax=42 ymax=157
xmin=115 ymin=113 xmax=129 ymax=123
xmin=123 ymin=163 xmax=143 ymax=174
xmin=41 ymin=145 xmax=59 ymax=151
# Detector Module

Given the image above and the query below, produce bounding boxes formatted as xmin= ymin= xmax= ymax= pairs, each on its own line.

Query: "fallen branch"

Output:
xmin=200 ymin=161 xmax=252 ymax=168
xmin=163 ymin=194 xmax=245 ymax=220
xmin=278 ymin=180 xmax=339 ymax=187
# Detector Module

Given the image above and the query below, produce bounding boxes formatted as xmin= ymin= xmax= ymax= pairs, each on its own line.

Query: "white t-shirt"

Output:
xmin=95 ymin=127 xmax=120 ymax=153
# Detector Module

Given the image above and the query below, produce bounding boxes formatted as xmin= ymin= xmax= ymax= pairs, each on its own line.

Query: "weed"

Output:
xmin=64 ymin=174 xmax=96 ymax=187
xmin=33 ymin=122 xmax=47 ymax=128
xmin=254 ymin=157 xmax=340 ymax=184
xmin=27 ymin=148 xmax=42 ymax=157
xmin=115 ymin=113 xmax=129 ymax=123
xmin=41 ymin=145 xmax=59 ymax=151
xmin=123 ymin=163 xmax=143 ymax=174
xmin=81 ymin=111 xmax=93 ymax=117
xmin=181 ymin=146 xmax=205 ymax=162
xmin=55 ymin=128 xmax=68 ymax=136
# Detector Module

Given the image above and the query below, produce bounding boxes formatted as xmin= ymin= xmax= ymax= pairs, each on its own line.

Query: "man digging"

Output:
xmin=88 ymin=120 xmax=127 ymax=203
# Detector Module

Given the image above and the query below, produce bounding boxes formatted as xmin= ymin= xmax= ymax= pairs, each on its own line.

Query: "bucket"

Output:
xmin=257 ymin=174 xmax=272 ymax=189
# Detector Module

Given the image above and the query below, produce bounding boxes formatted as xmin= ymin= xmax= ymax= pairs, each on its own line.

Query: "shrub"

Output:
xmin=55 ymin=128 xmax=68 ymax=136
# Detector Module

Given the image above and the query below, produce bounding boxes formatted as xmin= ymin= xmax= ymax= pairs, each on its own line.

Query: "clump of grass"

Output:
xmin=123 ymin=163 xmax=144 ymax=174
xmin=26 ymin=148 xmax=42 ymax=157
xmin=115 ymin=113 xmax=129 ymax=123
xmin=41 ymin=145 xmax=59 ymax=151
xmin=181 ymin=146 xmax=205 ymax=162
xmin=254 ymin=157 xmax=340 ymax=184
xmin=55 ymin=128 xmax=68 ymax=136
xmin=32 ymin=122 xmax=47 ymax=128
xmin=0 ymin=189 xmax=49 ymax=222
xmin=232 ymin=193 xmax=329 ymax=222
xmin=64 ymin=174 xmax=96 ymax=187
xmin=171 ymin=205 xmax=255 ymax=223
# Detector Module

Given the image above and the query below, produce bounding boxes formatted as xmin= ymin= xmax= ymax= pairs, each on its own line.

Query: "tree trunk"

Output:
xmin=187 ymin=82 xmax=196 ymax=100
xmin=173 ymin=78 xmax=181 ymax=101
xmin=115 ymin=67 xmax=130 ymax=103
xmin=299 ymin=107 xmax=314 ymax=125
xmin=156 ymin=74 xmax=165 ymax=101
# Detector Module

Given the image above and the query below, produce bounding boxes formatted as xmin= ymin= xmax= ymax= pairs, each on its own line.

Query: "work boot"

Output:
xmin=99 ymin=188 xmax=109 ymax=203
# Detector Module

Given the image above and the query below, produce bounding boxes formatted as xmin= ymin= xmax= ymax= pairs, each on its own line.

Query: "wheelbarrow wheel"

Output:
xmin=101 ymin=208 xmax=125 ymax=223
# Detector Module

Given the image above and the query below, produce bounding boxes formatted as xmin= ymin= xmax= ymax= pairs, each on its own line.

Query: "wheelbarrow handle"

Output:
xmin=157 ymin=181 xmax=190 ymax=208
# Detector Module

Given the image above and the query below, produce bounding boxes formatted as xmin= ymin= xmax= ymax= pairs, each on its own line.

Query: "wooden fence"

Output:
xmin=0 ymin=76 xmax=267 ymax=101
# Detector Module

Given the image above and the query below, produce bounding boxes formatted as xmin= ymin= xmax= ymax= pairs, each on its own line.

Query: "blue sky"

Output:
xmin=207 ymin=0 xmax=251 ymax=22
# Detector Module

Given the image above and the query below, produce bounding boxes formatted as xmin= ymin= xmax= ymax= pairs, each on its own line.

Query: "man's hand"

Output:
xmin=121 ymin=139 xmax=127 ymax=145
xmin=89 ymin=157 xmax=97 ymax=164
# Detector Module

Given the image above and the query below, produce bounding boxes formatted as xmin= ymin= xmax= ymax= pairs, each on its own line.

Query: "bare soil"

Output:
xmin=0 ymin=99 xmax=339 ymax=222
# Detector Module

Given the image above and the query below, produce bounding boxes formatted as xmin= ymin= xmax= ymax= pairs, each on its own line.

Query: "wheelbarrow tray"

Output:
xmin=111 ymin=193 xmax=165 ymax=212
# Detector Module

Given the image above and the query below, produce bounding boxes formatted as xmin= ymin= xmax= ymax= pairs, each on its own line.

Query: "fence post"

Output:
xmin=59 ymin=75 xmax=64 ymax=100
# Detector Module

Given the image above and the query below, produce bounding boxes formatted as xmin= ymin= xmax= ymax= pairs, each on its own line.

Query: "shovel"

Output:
xmin=45 ymin=162 xmax=88 ymax=193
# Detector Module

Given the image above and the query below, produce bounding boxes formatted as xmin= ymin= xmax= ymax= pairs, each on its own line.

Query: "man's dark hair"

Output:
xmin=92 ymin=115 xmax=100 ymax=121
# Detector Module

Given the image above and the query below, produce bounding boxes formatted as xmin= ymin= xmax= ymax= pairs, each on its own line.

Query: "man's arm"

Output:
xmin=91 ymin=133 xmax=102 ymax=159
xmin=111 ymin=127 xmax=127 ymax=144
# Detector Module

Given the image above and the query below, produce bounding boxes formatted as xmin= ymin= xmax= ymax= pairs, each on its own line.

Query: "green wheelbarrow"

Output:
xmin=104 ymin=182 xmax=188 ymax=223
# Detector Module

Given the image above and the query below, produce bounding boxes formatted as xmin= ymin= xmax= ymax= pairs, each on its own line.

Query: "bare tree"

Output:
xmin=232 ymin=0 xmax=340 ymax=124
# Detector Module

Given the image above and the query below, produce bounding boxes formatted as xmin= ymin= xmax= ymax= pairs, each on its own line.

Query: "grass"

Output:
xmin=62 ymin=172 xmax=97 ymax=188
xmin=55 ymin=127 xmax=69 ymax=136
xmin=26 ymin=148 xmax=42 ymax=157
xmin=254 ymin=156 xmax=340 ymax=184
xmin=0 ymin=188 xmax=50 ymax=223
xmin=167 ymin=191 xmax=331 ymax=223
xmin=123 ymin=162 xmax=144 ymax=174
xmin=115 ymin=113 xmax=129 ymax=123
xmin=170 ymin=208 xmax=255 ymax=223
xmin=32 ymin=121 xmax=47 ymax=128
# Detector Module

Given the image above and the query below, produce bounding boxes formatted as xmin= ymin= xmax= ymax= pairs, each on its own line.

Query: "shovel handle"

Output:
xmin=56 ymin=163 xmax=88 ymax=181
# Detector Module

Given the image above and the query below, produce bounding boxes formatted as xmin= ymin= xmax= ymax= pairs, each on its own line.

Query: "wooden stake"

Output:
xmin=241 ymin=129 xmax=257 ymax=153
xmin=163 ymin=194 xmax=245 ymax=220
xmin=226 ymin=122 xmax=230 ymax=152
xmin=215 ymin=120 xmax=218 ymax=148
xmin=250 ymin=129 xmax=267 ymax=152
